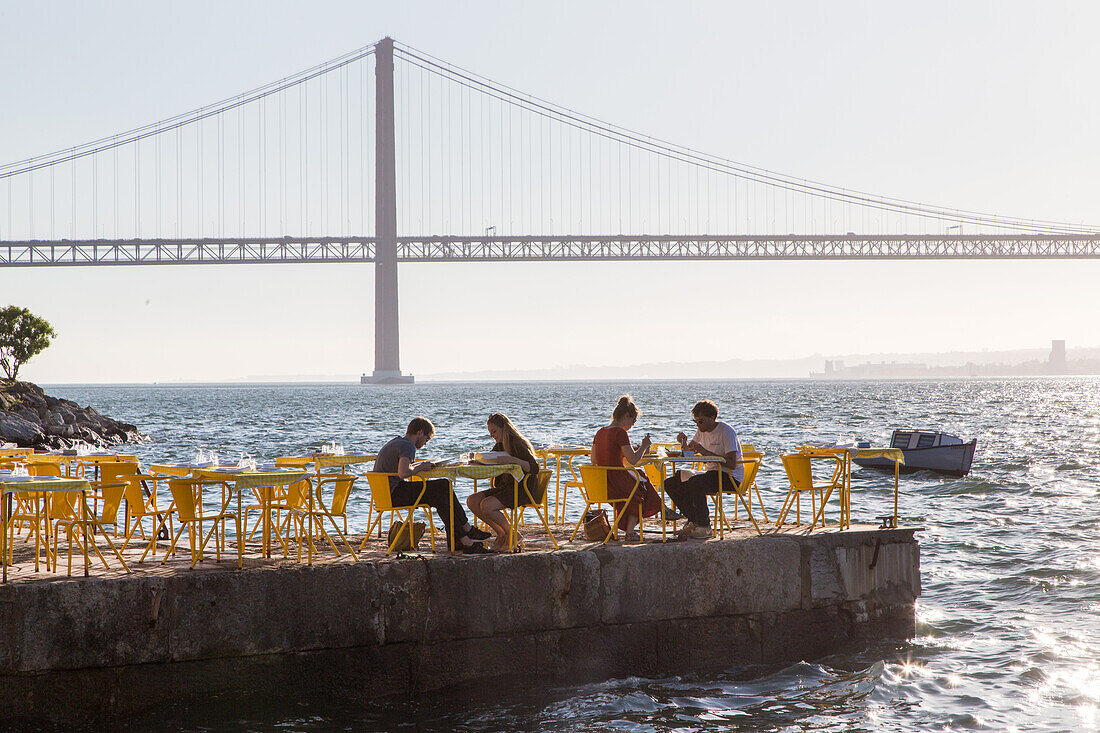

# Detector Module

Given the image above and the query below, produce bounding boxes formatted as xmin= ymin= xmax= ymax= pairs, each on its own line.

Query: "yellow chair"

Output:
xmin=243 ymin=478 xmax=305 ymax=555
xmin=710 ymin=458 xmax=763 ymax=537
xmin=27 ymin=461 xmax=62 ymax=478
xmin=117 ymin=471 xmax=173 ymax=559
xmin=147 ymin=477 xmax=239 ymax=568
xmin=360 ymin=472 xmax=440 ymax=554
xmin=26 ymin=454 xmax=68 ymax=476
xmin=738 ymin=445 xmax=769 ymax=523
xmin=288 ymin=475 xmax=359 ymax=560
xmin=90 ymin=461 xmax=139 ymax=526
xmin=570 ymin=465 xmax=644 ymax=544
xmin=46 ymin=483 xmax=131 ymax=577
xmin=641 ymin=461 xmax=685 ymax=536
xmin=5 ymin=463 xmax=55 ymax=570
xmin=775 ymin=453 xmax=844 ymax=530
xmin=275 ymin=456 xmax=312 ymax=469
xmin=505 ymin=469 xmax=559 ymax=551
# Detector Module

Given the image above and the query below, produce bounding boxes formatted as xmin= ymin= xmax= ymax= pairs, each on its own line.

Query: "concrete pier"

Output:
xmin=0 ymin=524 xmax=919 ymax=725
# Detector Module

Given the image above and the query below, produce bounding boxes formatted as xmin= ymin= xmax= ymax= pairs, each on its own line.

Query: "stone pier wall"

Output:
xmin=0 ymin=528 xmax=919 ymax=724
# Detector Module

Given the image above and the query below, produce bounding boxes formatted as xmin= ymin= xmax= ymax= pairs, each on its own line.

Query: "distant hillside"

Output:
xmin=420 ymin=345 xmax=1100 ymax=381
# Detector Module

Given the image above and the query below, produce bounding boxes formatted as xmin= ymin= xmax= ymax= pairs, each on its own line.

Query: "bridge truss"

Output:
xmin=3 ymin=234 xmax=1100 ymax=267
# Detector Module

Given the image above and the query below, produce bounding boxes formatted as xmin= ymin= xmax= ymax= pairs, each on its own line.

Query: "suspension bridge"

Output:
xmin=2 ymin=38 xmax=1098 ymax=382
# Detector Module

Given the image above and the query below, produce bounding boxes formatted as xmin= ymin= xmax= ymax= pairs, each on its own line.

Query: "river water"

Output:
xmin=47 ymin=377 xmax=1100 ymax=732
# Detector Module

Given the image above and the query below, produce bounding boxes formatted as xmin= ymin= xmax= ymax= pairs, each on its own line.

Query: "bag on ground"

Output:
xmin=583 ymin=508 xmax=611 ymax=542
xmin=387 ymin=521 xmax=426 ymax=551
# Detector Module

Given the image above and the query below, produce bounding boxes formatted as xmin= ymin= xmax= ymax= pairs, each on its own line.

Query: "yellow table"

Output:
xmin=150 ymin=461 xmax=244 ymax=477
xmin=195 ymin=467 xmax=308 ymax=564
xmin=312 ymin=453 xmax=376 ymax=470
xmin=32 ymin=453 xmax=138 ymax=478
xmin=0 ymin=448 xmax=34 ymax=459
xmin=286 ymin=454 xmax=376 ymax=562
xmin=1 ymin=474 xmax=129 ymax=581
xmin=644 ymin=454 xmax=731 ymax=541
xmin=545 ymin=446 xmax=590 ymax=523
xmin=274 ymin=453 xmax=378 ymax=473
xmin=797 ymin=445 xmax=905 ymax=529
xmin=417 ymin=462 xmax=527 ymax=551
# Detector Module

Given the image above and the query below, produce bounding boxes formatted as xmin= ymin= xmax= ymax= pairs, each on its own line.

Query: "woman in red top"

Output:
xmin=591 ymin=395 xmax=661 ymax=538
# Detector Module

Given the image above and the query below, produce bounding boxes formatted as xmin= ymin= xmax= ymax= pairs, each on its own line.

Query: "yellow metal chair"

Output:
xmin=27 ymin=461 xmax=62 ymax=478
xmin=360 ymin=472 xmax=440 ymax=554
xmin=737 ymin=445 xmax=770 ymax=523
xmin=275 ymin=456 xmax=312 ymax=469
xmin=46 ymin=488 xmax=102 ymax=576
xmin=147 ymin=477 xmax=239 ymax=568
xmin=287 ymin=475 xmax=359 ymax=560
xmin=46 ymin=483 xmax=131 ymax=577
xmin=90 ymin=460 xmax=139 ymax=526
xmin=641 ymin=461 xmax=684 ymax=535
xmin=710 ymin=458 xmax=763 ymax=537
xmin=506 ymin=469 xmax=559 ymax=551
xmin=117 ymin=471 xmax=173 ymax=559
xmin=244 ymin=477 xmax=306 ymax=554
xmin=26 ymin=454 xmax=68 ymax=476
xmin=5 ymin=463 xmax=56 ymax=569
xmin=775 ymin=453 xmax=844 ymax=530
xmin=570 ymin=465 xmax=644 ymax=544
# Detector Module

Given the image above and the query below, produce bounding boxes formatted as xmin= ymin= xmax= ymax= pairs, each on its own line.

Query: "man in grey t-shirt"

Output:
xmin=374 ymin=417 xmax=492 ymax=554
xmin=663 ymin=399 xmax=743 ymax=540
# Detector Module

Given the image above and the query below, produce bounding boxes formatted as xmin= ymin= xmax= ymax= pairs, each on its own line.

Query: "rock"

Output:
xmin=0 ymin=414 xmax=45 ymax=444
xmin=0 ymin=380 xmax=150 ymax=449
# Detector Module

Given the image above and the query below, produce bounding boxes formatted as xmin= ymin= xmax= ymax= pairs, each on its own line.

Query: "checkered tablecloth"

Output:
xmin=312 ymin=453 xmax=377 ymax=469
xmin=197 ymin=468 xmax=308 ymax=489
xmin=419 ymin=463 xmax=526 ymax=483
xmin=0 ymin=475 xmax=93 ymax=493
xmin=150 ymin=462 xmax=242 ymax=477
xmin=546 ymin=446 xmax=591 ymax=457
xmin=798 ymin=445 xmax=906 ymax=464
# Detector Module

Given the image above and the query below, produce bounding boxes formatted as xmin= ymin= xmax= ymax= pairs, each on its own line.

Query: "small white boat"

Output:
xmin=854 ymin=429 xmax=976 ymax=477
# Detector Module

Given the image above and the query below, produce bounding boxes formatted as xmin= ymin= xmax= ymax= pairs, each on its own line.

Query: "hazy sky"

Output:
xmin=2 ymin=1 xmax=1099 ymax=382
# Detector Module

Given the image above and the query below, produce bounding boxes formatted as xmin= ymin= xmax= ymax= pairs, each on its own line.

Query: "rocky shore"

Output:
xmin=0 ymin=381 xmax=147 ymax=449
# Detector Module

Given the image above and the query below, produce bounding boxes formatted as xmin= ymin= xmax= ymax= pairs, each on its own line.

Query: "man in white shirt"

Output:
xmin=665 ymin=399 xmax=743 ymax=539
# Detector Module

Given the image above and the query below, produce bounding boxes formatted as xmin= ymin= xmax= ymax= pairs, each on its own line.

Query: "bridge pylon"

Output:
xmin=364 ymin=36 xmax=413 ymax=385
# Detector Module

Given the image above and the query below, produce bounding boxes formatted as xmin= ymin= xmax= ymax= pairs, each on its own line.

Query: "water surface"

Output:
xmin=49 ymin=377 xmax=1100 ymax=732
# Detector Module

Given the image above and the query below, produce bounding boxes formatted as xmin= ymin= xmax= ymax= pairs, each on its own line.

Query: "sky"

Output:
xmin=2 ymin=1 xmax=1099 ymax=383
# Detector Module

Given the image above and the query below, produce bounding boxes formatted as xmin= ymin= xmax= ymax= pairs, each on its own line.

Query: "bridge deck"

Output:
xmin=3 ymin=234 xmax=1100 ymax=266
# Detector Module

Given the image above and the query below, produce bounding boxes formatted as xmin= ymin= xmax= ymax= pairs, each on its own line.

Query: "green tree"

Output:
xmin=0 ymin=306 xmax=57 ymax=381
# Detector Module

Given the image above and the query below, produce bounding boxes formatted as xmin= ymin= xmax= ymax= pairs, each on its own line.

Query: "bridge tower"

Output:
xmin=364 ymin=37 xmax=413 ymax=384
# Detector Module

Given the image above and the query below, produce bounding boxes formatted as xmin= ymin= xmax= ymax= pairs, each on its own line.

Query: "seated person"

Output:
xmin=591 ymin=395 xmax=662 ymax=540
xmin=374 ymin=417 xmax=492 ymax=554
xmin=467 ymin=413 xmax=541 ymax=552
xmin=664 ymin=399 xmax=743 ymax=540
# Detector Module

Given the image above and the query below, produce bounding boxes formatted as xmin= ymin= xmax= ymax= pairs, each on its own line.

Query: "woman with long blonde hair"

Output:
xmin=467 ymin=412 xmax=541 ymax=552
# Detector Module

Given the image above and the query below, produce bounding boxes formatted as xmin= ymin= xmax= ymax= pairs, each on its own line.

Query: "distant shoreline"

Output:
xmin=35 ymin=373 xmax=1100 ymax=388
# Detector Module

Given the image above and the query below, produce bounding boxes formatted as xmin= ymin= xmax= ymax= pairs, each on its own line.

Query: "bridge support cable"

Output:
xmin=0 ymin=43 xmax=378 ymax=244
xmin=393 ymin=42 xmax=1100 ymax=238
